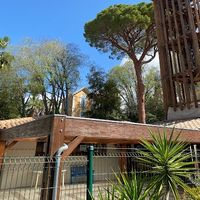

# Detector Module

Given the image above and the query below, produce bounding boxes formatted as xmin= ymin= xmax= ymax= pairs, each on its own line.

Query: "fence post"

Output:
xmin=87 ymin=145 xmax=94 ymax=200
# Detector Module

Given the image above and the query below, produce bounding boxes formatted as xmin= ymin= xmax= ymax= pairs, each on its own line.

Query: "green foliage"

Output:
xmin=139 ymin=130 xmax=195 ymax=200
xmin=95 ymin=186 xmax=116 ymax=200
xmin=0 ymin=37 xmax=21 ymax=119
xmin=25 ymin=96 xmax=44 ymax=116
xmin=0 ymin=38 xmax=85 ymax=119
xmin=0 ymin=37 xmax=9 ymax=49
xmin=0 ymin=37 xmax=14 ymax=70
xmin=95 ymin=131 xmax=196 ymax=200
xmin=110 ymin=172 xmax=147 ymax=200
xmin=0 ymin=69 xmax=22 ymax=119
xmin=144 ymin=67 xmax=164 ymax=123
xmin=182 ymin=187 xmax=200 ymax=199
xmin=84 ymin=3 xmax=157 ymax=123
xmin=109 ymin=60 xmax=164 ymax=123
xmin=109 ymin=61 xmax=138 ymax=121
xmin=95 ymin=172 xmax=148 ymax=200
xmin=84 ymin=3 xmax=155 ymax=59
xmin=14 ymin=39 xmax=84 ymax=115
xmin=85 ymin=66 xmax=121 ymax=120
xmin=95 ymin=171 xmax=163 ymax=200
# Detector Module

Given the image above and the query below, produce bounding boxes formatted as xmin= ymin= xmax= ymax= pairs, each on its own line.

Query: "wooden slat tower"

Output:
xmin=154 ymin=0 xmax=200 ymax=115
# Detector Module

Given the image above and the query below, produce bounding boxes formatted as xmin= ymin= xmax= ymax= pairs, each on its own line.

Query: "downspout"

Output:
xmin=52 ymin=144 xmax=68 ymax=200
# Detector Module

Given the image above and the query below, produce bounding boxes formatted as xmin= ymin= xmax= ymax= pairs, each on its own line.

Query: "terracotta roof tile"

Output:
xmin=162 ymin=118 xmax=200 ymax=130
xmin=0 ymin=117 xmax=35 ymax=129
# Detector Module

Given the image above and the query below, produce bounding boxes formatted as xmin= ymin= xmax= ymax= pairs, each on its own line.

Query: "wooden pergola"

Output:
xmin=154 ymin=0 xmax=200 ymax=112
xmin=1 ymin=115 xmax=200 ymax=153
xmin=1 ymin=114 xmax=200 ymax=158
xmin=0 ymin=115 xmax=200 ymax=199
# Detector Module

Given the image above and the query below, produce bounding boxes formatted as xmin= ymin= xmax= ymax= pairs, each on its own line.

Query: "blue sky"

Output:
xmin=0 ymin=0 xmax=151 ymax=87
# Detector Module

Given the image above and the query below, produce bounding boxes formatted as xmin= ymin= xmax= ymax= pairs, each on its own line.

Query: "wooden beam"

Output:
xmin=14 ymin=137 xmax=47 ymax=142
xmin=62 ymin=136 xmax=84 ymax=160
xmin=6 ymin=141 xmax=18 ymax=150
xmin=54 ymin=136 xmax=84 ymax=200
xmin=0 ymin=116 xmax=53 ymax=141
xmin=1 ymin=115 xmax=200 ymax=146
xmin=64 ymin=117 xmax=200 ymax=144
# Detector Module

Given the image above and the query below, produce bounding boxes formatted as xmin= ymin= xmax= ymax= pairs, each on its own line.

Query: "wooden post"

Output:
xmin=40 ymin=116 xmax=65 ymax=200
xmin=119 ymin=145 xmax=127 ymax=172
xmin=0 ymin=141 xmax=6 ymax=187
xmin=153 ymin=0 xmax=175 ymax=114
xmin=0 ymin=141 xmax=6 ymax=169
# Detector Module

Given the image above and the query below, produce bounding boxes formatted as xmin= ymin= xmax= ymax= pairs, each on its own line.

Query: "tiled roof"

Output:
xmin=0 ymin=117 xmax=35 ymax=129
xmin=161 ymin=118 xmax=200 ymax=131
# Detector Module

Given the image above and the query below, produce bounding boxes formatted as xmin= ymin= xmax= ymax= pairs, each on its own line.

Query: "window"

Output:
xmin=80 ymin=96 xmax=86 ymax=110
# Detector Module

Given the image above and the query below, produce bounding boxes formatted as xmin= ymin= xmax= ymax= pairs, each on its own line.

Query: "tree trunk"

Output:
xmin=135 ymin=65 xmax=146 ymax=123
xmin=42 ymin=91 xmax=49 ymax=115
xmin=21 ymin=96 xmax=26 ymax=117
xmin=64 ymin=85 xmax=69 ymax=115
xmin=166 ymin=191 xmax=170 ymax=200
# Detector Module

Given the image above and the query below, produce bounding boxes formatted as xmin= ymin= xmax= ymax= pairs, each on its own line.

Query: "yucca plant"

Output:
xmin=95 ymin=185 xmax=117 ymax=200
xmin=94 ymin=171 xmax=147 ymax=200
xmin=139 ymin=129 xmax=196 ymax=200
xmin=182 ymin=187 xmax=200 ymax=200
xmin=112 ymin=171 xmax=147 ymax=200
xmin=94 ymin=171 xmax=161 ymax=200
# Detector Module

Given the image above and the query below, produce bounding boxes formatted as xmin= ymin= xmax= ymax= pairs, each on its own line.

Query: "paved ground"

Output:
xmin=0 ymin=182 xmax=178 ymax=200
xmin=0 ymin=182 xmax=108 ymax=200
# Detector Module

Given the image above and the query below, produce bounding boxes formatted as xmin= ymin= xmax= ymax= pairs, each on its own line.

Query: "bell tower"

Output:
xmin=154 ymin=0 xmax=200 ymax=120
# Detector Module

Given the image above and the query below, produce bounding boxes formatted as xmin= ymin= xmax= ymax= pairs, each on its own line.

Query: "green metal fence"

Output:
xmin=0 ymin=145 xmax=198 ymax=199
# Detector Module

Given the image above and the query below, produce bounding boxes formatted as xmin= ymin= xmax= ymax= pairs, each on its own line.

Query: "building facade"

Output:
xmin=71 ymin=87 xmax=91 ymax=117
